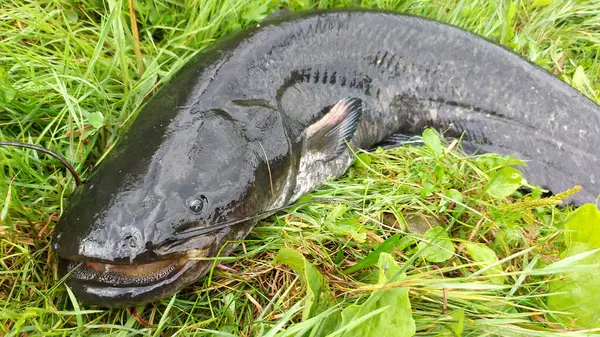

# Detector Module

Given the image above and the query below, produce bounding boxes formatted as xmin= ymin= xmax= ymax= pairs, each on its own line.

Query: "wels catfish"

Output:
xmin=52 ymin=9 xmax=600 ymax=307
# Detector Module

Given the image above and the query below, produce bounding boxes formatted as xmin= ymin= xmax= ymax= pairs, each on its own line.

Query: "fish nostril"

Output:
xmin=119 ymin=234 xmax=141 ymax=251
xmin=123 ymin=235 xmax=137 ymax=249
xmin=117 ymin=227 xmax=143 ymax=252
xmin=112 ymin=226 xmax=145 ymax=260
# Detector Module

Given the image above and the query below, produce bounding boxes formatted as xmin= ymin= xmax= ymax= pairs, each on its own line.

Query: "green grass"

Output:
xmin=1 ymin=0 xmax=600 ymax=336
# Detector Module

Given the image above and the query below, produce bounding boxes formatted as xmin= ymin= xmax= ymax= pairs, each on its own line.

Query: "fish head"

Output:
xmin=53 ymin=107 xmax=276 ymax=307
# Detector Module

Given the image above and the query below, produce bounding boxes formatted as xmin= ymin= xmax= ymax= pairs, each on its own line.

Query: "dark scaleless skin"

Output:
xmin=53 ymin=9 xmax=600 ymax=307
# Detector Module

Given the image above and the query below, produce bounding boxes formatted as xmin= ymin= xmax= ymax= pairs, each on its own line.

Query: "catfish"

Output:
xmin=45 ymin=9 xmax=600 ymax=307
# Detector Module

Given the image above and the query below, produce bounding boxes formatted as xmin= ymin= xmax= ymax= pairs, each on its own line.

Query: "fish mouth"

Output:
xmin=61 ymin=252 xmax=205 ymax=287
xmin=58 ymin=248 xmax=213 ymax=307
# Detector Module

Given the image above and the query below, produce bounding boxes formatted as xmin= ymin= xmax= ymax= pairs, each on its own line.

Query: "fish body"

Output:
xmin=53 ymin=9 xmax=600 ymax=307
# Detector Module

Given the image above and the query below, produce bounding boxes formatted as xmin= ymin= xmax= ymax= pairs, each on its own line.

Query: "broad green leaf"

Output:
xmin=64 ymin=9 xmax=79 ymax=24
xmin=88 ymin=111 xmax=105 ymax=129
xmin=449 ymin=310 xmax=465 ymax=337
xmin=564 ymin=204 xmax=600 ymax=248
xmin=0 ymin=68 xmax=16 ymax=103
xmin=571 ymin=65 xmax=588 ymax=92
xmin=242 ymin=3 xmax=269 ymax=22
xmin=1 ymin=86 xmax=16 ymax=103
xmin=274 ymin=248 xmax=334 ymax=322
xmin=354 ymin=152 xmax=372 ymax=169
xmin=149 ymin=7 xmax=161 ymax=25
xmin=499 ymin=222 xmax=525 ymax=246
xmin=547 ymin=204 xmax=600 ymax=328
xmin=343 ymin=234 xmax=401 ymax=274
xmin=422 ymin=128 xmax=444 ymax=157
xmin=397 ymin=235 xmax=417 ymax=250
xmin=474 ymin=153 xmax=524 ymax=171
xmin=465 ymin=243 xmax=505 ymax=284
xmin=338 ymin=253 xmax=415 ymax=337
xmin=441 ymin=189 xmax=463 ymax=210
xmin=273 ymin=306 xmax=342 ymax=337
xmin=445 ymin=188 xmax=463 ymax=201
xmin=326 ymin=219 xmax=366 ymax=243
xmin=223 ymin=293 xmax=236 ymax=320
xmin=418 ymin=226 xmax=455 ymax=263
xmin=484 ymin=167 xmax=522 ymax=199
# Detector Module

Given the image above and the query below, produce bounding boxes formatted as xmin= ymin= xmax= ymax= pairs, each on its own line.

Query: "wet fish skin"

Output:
xmin=53 ymin=9 xmax=600 ymax=307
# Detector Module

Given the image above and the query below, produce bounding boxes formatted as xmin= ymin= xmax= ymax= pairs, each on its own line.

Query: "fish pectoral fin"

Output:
xmin=303 ymin=97 xmax=363 ymax=161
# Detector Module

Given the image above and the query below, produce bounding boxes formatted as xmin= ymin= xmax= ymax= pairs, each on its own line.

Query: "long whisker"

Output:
xmin=173 ymin=197 xmax=359 ymax=240
xmin=0 ymin=141 xmax=82 ymax=186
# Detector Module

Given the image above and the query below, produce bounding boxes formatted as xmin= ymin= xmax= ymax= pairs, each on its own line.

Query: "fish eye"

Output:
xmin=187 ymin=195 xmax=208 ymax=214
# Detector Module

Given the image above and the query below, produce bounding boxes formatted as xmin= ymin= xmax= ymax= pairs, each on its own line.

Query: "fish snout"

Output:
xmin=113 ymin=226 xmax=146 ymax=261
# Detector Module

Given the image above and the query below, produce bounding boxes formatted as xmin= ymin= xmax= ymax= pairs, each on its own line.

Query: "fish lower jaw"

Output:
xmin=59 ymin=248 xmax=211 ymax=288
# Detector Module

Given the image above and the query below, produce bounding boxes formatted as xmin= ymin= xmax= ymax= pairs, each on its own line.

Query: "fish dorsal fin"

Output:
xmin=303 ymin=97 xmax=363 ymax=161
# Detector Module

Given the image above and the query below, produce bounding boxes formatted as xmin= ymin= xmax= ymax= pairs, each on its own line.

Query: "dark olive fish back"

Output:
xmin=251 ymin=10 xmax=599 ymax=203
